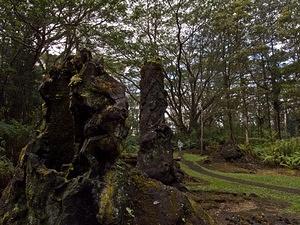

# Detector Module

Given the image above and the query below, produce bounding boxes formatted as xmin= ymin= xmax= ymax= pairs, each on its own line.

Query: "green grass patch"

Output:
xmin=181 ymin=163 xmax=300 ymax=213
xmin=196 ymin=163 xmax=300 ymax=190
xmin=183 ymin=153 xmax=207 ymax=162
xmin=174 ymin=152 xmax=207 ymax=162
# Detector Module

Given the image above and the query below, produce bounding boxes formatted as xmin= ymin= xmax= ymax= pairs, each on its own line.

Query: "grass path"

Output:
xmin=182 ymin=159 xmax=300 ymax=195
xmin=178 ymin=153 xmax=300 ymax=212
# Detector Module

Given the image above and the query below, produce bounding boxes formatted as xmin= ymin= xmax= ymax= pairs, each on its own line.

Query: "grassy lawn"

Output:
xmin=195 ymin=163 xmax=300 ymax=190
xmin=174 ymin=152 xmax=207 ymax=162
xmin=180 ymin=162 xmax=300 ymax=213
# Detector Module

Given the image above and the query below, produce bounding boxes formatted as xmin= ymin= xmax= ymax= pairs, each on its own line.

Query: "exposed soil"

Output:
xmin=256 ymin=167 xmax=300 ymax=177
xmin=190 ymin=191 xmax=300 ymax=225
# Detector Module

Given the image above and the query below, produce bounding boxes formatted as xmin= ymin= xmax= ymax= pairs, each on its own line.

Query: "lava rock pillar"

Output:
xmin=38 ymin=63 xmax=75 ymax=170
xmin=137 ymin=61 xmax=176 ymax=184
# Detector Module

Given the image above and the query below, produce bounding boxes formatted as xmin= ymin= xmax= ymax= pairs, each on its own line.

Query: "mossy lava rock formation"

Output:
xmin=0 ymin=50 xmax=211 ymax=225
xmin=137 ymin=61 xmax=178 ymax=185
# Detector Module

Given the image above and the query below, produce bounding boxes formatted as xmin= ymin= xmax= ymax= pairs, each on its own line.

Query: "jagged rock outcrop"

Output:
xmin=0 ymin=52 xmax=211 ymax=225
xmin=97 ymin=161 xmax=209 ymax=225
xmin=68 ymin=49 xmax=128 ymax=176
xmin=37 ymin=64 xmax=75 ymax=170
xmin=137 ymin=61 xmax=177 ymax=185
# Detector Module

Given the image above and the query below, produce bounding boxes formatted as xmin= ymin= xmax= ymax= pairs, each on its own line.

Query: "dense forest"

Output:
xmin=1 ymin=0 xmax=299 ymax=162
xmin=0 ymin=1 xmax=299 ymax=224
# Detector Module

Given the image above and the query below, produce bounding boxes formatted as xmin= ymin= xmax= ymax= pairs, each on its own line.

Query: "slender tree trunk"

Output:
xmin=266 ymin=94 xmax=272 ymax=134
xmin=270 ymin=40 xmax=282 ymax=139
xmin=224 ymin=72 xmax=235 ymax=142
xmin=200 ymin=107 xmax=204 ymax=154
xmin=240 ymin=75 xmax=249 ymax=145
xmin=271 ymin=74 xmax=282 ymax=139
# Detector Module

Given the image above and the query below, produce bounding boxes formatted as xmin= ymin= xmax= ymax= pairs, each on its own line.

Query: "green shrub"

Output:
xmin=203 ymin=127 xmax=227 ymax=147
xmin=123 ymin=135 xmax=139 ymax=154
xmin=0 ymin=156 xmax=14 ymax=177
xmin=0 ymin=120 xmax=33 ymax=164
xmin=248 ymin=137 xmax=270 ymax=146
xmin=0 ymin=156 xmax=14 ymax=192
xmin=255 ymin=138 xmax=300 ymax=169
xmin=238 ymin=143 xmax=257 ymax=157
xmin=175 ymin=129 xmax=200 ymax=150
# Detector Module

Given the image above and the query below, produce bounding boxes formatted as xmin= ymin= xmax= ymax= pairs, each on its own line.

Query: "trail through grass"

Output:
xmin=180 ymin=153 xmax=300 ymax=213
xmin=196 ymin=163 xmax=300 ymax=190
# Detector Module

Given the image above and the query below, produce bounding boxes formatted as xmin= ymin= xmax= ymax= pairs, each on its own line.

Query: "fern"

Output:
xmin=258 ymin=138 xmax=300 ymax=169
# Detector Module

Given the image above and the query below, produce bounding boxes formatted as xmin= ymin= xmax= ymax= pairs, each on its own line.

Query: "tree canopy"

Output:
xmin=0 ymin=0 xmax=299 ymax=146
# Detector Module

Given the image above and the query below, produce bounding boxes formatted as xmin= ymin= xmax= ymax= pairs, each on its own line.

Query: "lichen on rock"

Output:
xmin=69 ymin=74 xmax=82 ymax=87
xmin=98 ymin=161 xmax=208 ymax=225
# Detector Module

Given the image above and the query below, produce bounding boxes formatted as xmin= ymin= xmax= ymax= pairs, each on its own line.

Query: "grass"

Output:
xmin=174 ymin=152 xmax=207 ymax=162
xmin=181 ymin=162 xmax=300 ymax=213
xmin=196 ymin=163 xmax=300 ymax=190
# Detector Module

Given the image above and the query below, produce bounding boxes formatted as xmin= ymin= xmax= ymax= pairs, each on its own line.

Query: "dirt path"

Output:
xmin=182 ymin=160 xmax=300 ymax=195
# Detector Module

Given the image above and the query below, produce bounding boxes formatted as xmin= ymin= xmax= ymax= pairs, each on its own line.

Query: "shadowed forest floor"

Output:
xmin=178 ymin=152 xmax=300 ymax=225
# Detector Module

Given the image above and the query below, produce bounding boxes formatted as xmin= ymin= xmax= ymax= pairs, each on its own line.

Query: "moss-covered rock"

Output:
xmin=99 ymin=161 xmax=210 ymax=225
xmin=0 ymin=158 xmax=213 ymax=225
xmin=0 ymin=50 xmax=212 ymax=225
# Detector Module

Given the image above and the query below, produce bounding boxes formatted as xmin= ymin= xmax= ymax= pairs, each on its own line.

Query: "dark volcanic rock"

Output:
xmin=220 ymin=142 xmax=243 ymax=162
xmin=38 ymin=64 xmax=75 ymax=170
xmin=98 ymin=161 xmax=209 ymax=225
xmin=0 ymin=52 xmax=211 ymax=225
xmin=137 ymin=61 xmax=176 ymax=185
xmin=69 ymin=56 xmax=128 ymax=176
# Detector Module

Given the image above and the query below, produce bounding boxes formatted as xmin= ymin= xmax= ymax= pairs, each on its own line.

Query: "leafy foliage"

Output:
xmin=0 ymin=0 xmax=299 ymax=161
xmin=0 ymin=132 xmax=16 ymax=191
xmin=0 ymin=121 xmax=33 ymax=163
xmin=255 ymin=138 xmax=300 ymax=169
xmin=0 ymin=155 xmax=14 ymax=192
xmin=0 ymin=155 xmax=14 ymax=176
xmin=175 ymin=129 xmax=199 ymax=150
xmin=123 ymin=135 xmax=139 ymax=154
